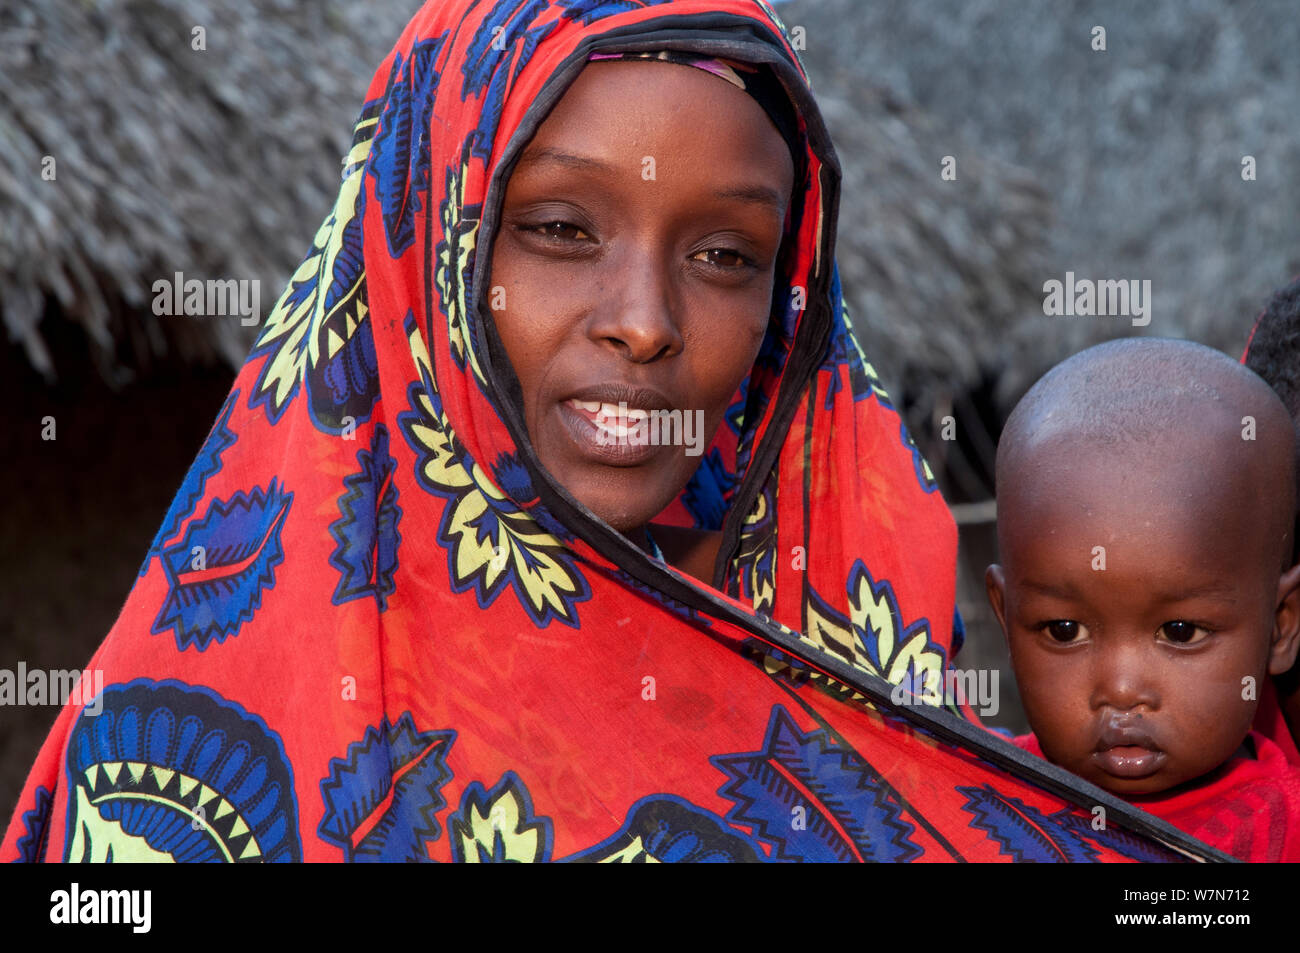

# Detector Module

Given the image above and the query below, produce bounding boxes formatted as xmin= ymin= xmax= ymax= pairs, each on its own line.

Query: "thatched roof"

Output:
xmin=807 ymin=81 xmax=1051 ymax=496
xmin=785 ymin=0 xmax=1300 ymax=411
xmin=3 ymin=0 xmax=1047 ymax=404
xmin=0 ymin=0 xmax=417 ymax=383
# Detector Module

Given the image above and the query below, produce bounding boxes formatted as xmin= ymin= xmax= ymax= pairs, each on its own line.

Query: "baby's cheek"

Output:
xmin=1193 ymin=662 xmax=1258 ymax=725
xmin=1016 ymin=654 xmax=1092 ymax=753
xmin=1163 ymin=672 xmax=1254 ymax=783
xmin=1020 ymin=684 xmax=1073 ymax=743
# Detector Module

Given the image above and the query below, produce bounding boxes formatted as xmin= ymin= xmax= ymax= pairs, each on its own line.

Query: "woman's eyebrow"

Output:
xmin=515 ymin=146 xmax=616 ymax=174
xmin=516 ymin=147 xmax=786 ymax=211
xmin=711 ymin=184 xmax=786 ymax=212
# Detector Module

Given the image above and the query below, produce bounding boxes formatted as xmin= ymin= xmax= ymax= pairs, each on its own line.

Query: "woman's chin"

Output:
xmin=574 ymin=482 xmax=674 ymax=534
xmin=540 ymin=460 xmax=681 ymax=534
xmin=531 ymin=415 xmax=704 ymax=533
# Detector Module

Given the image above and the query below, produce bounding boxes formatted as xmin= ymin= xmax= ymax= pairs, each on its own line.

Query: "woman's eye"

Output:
xmin=1042 ymin=620 xmax=1087 ymax=643
xmin=691 ymin=247 xmax=752 ymax=269
xmin=1158 ymin=621 xmax=1209 ymax=645
xmin=525 ymin=221 xmax=590 ymax=242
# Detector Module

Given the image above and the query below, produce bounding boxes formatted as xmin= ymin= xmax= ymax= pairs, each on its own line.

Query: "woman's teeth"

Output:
xmin=567 ymin=399 xmax=650 ymax=421
xmin=565 ymin=399 xmax=653 ymax=439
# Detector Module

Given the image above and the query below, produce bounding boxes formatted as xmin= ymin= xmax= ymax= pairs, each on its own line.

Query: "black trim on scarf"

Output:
xmin=798 ymin=370 xmax=816 ymax=636
xmin=463 ymin=11 xmax=1229 ymax=863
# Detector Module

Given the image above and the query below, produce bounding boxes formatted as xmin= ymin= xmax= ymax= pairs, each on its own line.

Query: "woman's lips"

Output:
xmin=568 ymin=398 xmax=650 ymax=438
xmin=557 ymin=398 xmax=664 ymax=467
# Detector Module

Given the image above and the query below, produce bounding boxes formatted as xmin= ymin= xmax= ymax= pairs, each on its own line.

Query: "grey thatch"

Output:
xmin=785 ymin=0 xmax=1300 ymax=420
xmin=808 ymin=82 xmax=1052 ymax=497
xmin=0 ymin=0 xmax=418 ymax=384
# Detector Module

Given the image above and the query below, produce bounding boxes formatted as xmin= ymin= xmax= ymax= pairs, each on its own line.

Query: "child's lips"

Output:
xmin=1093 ymin=745 xmax=1166 ymax=778
xmin=1093 ymin=721 xmax=1166 ymax=778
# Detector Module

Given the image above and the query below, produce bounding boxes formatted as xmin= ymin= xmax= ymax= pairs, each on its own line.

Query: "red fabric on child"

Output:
xmin=1254 ymin=677 xmax=1300 ymax=767
xmin=1014 ymin=731 xmax=1300 ymax=861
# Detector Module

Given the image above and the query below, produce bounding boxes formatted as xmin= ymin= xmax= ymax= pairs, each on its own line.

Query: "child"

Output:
xmin=986 ymin=337 xmax=1300 ymax=861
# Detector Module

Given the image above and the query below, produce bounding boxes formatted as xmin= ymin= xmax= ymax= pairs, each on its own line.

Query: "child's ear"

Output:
xmin=985 ymin=564 xmax=1009 ymax=644
xmin=1269 ymin=562 xmax=1300 ymax=676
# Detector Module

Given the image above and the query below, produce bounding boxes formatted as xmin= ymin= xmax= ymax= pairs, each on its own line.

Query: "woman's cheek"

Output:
xmin=489 ymin=258 xmax=580 ymax=369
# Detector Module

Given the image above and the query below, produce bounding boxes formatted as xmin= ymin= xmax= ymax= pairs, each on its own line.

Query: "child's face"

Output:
xmin=987 ymin=436 xmax=1300 ymax=796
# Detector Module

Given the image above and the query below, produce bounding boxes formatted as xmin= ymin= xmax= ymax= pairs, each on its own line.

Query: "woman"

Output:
xmin=4 ymin=0 xmax=1217 ymax=862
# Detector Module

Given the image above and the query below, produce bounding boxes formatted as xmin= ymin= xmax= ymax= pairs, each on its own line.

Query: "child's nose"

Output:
xmin=1088 ymin=643 xmax=1159 ymax=712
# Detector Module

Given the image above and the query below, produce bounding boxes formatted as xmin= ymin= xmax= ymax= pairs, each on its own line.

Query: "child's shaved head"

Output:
xmin=997 ymin=338 xmax=1296 ymax=573
xmin=988 ymin=338 xmax=1300 ymax=795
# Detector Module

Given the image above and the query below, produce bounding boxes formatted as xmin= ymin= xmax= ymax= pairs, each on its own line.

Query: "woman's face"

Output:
xmin=488 ymin=60 xmax=795 ymax=532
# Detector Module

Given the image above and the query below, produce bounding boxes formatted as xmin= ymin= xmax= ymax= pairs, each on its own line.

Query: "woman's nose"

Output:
xmin=1089 ymin=641 xmax=1159 ymax=712
xmin=586 ymin=245 xmax=684 ymax=364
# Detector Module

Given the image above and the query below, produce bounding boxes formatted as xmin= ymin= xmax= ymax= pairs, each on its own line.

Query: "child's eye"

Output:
xmin=1157 ymin=621 xmax=1210 ymax=645
xmin=1041 ymin=620 xmax=1087 ymax=643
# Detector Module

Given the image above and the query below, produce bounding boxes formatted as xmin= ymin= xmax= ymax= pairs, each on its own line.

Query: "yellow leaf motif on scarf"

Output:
xmin=788 ymin=562 xmax=945 ymax=707
xmin=919 ymin=452 xmax=936 ymax=485
xmin=451 ymin=776 xmax=547 ymax=863
xmin=737 ymin=486 xmax=777 ymax=616
xmin=840 ymin=301 xmax=938 ymax=488
xmin=804 ymin=597 xmax=861 ymax=668
xmin=401 ymin=324 xmax=590 ymax=627
xmin=435 ymin=158 xmax=485 ymax=385
xmin=847 ymin=568 xmax=942 ymax=687
xmin=842 ymin=300 xmax=890 ymax=406
xmin=251 ymin=112 xmax=376 ymax=422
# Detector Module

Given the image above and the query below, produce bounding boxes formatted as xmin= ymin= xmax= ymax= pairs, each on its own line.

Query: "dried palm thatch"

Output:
xmin=810 ymin=83 xmax=1052 ymax=498
xmin=0 ymin=0 xmax=418 ymax=384
xmin=786 ymin=0 xmax=1300 ymax=491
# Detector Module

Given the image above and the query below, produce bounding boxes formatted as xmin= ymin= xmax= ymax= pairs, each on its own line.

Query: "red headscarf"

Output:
xmin=4 ymin=0 xmax=1224 ymax=863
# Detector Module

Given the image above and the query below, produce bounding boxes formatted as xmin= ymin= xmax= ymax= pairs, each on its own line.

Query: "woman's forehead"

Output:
xmin=580 ymin=49 xmax=803 ymax=168
xmin=518 ymin=58 xmax=798 ymax=182
xmin=512 ymin=63 xmax=794 ymax=205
